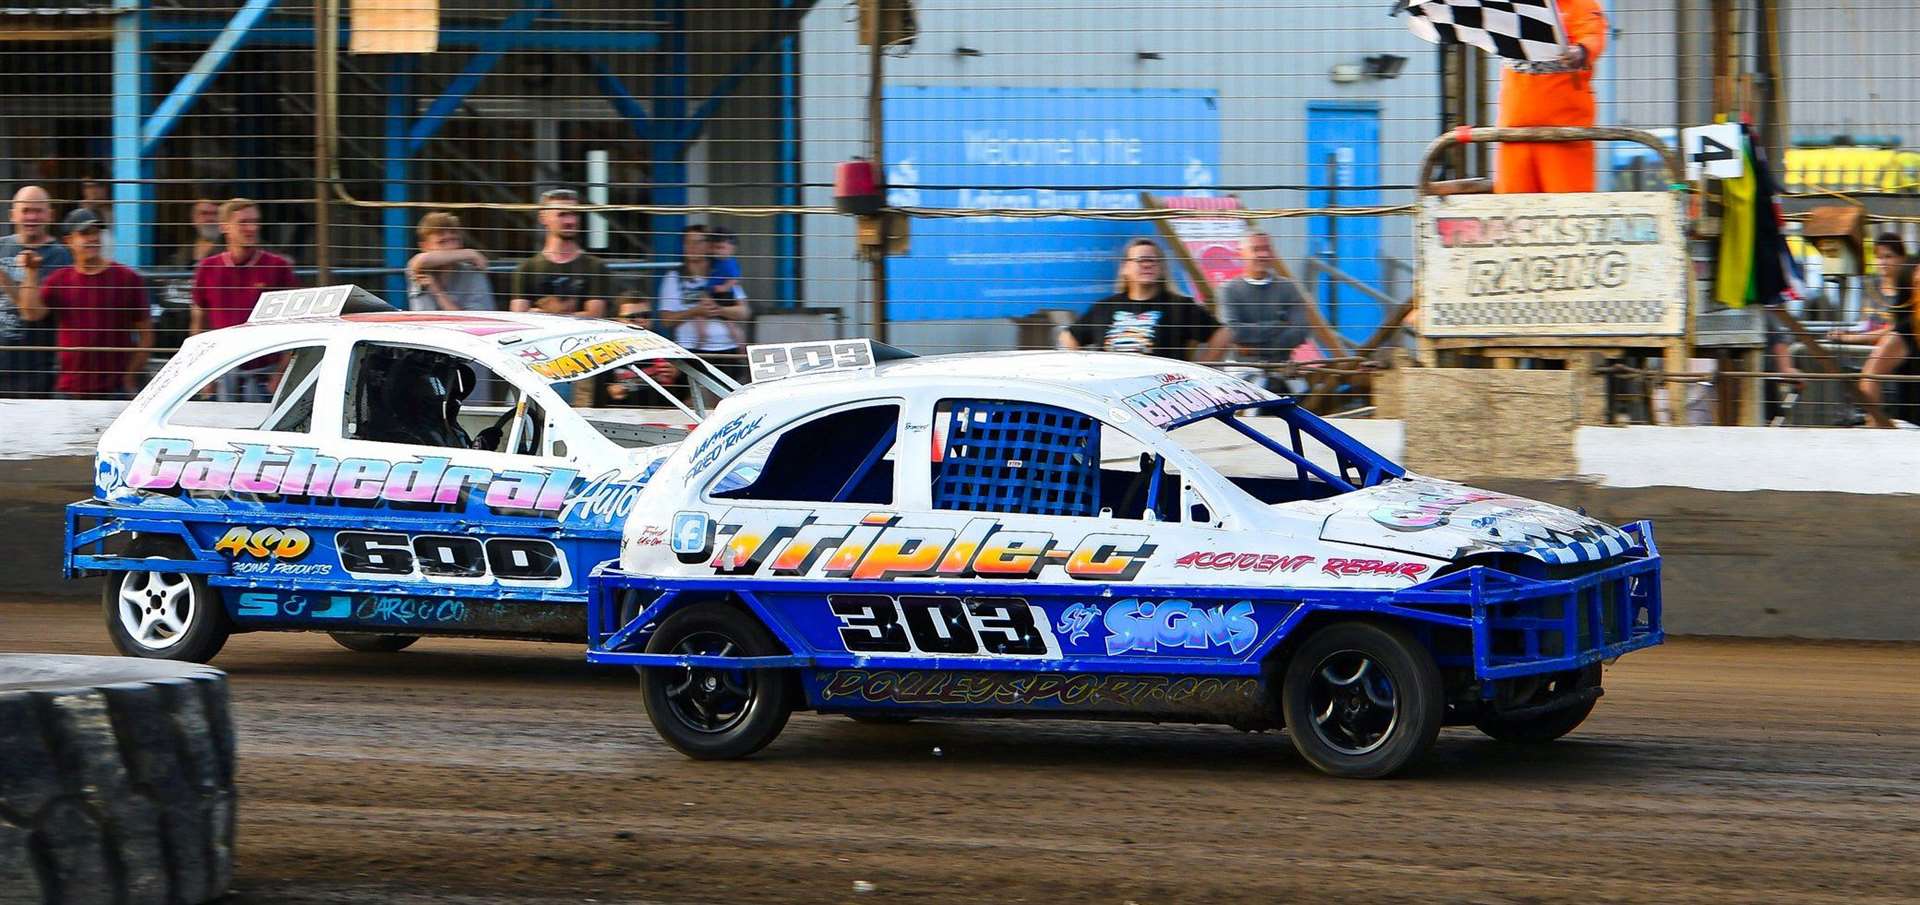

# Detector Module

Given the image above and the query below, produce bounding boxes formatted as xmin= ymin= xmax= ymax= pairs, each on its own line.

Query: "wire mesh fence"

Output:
xmin=0 ymin=0 xmax=1914 ymax=427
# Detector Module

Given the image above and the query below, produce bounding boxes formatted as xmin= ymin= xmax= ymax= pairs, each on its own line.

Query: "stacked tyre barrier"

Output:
xmin=0 ymin=655 xmax=235 ymax=905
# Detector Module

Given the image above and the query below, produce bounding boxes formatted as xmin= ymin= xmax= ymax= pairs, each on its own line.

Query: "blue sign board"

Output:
xmin=883 ymin=87 xmax=1222 ymax=322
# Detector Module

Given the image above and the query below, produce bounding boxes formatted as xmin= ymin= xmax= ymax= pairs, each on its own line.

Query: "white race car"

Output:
xmin=587 ymin=342 xmax=1664 ymax=778
xmin=66 ymin=285 xmax=735 ymax=661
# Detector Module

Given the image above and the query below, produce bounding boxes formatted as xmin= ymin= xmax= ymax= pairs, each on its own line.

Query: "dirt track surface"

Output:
xmin=4 ymin=601 xmax=1917 ymax=905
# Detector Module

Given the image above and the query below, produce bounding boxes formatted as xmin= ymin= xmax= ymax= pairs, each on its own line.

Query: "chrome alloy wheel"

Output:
xmin=116 ymin=570 xmax=196 ymax=651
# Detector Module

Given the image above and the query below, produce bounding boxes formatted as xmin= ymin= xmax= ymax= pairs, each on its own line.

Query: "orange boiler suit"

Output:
xmin=1494 ymin=0 xmax=1609 ymax=193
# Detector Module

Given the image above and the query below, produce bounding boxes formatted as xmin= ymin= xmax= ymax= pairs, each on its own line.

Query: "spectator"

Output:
xmin=190 ymin=197 xmax=298 ymax=401
xmin=0 ymin=185 xmax=75 ymax=398
xmin=658 ymin=224 xmax=752 ymax=382
xmin=1060 ymin=238 xmax=1231 ymax=362
xmin=74 ymin=177 xmax=115 ymax=260
xmin=1854 ymin=233 xmax=1907 ymax=333
xmin=1494 ymin=0 xmax=1607 ymax=193
xmin=172 ymin=198 xmax=222 ymax=268
xmin=706 ymin=226 xmax=742 ymax=299
xmin=1217 ymin=231 xmax=1313 ymax=362
xmin=1829 ymin=243 xmax=1916 ymax=428
xmin=509 ymin=188 xmax=611 ymax=317
xmin=14 ymin=209 xmax=152 ymax=399
xmin=614 ymin=286 xmax=651 ymax=329
xmin=407 ymin=212 xmax=493 ymax=312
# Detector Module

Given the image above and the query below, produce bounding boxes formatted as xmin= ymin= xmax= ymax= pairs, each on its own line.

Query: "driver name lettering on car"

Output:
xmin=699 ymin=508 xmax=1156 ymax=581
xmin=526 ymin=335 xmax=667 ymax=381
xmin=1122 ymin=377 xmax=1270 ymax=427
xmin=126 ymin=438 xmax=577 ymax=512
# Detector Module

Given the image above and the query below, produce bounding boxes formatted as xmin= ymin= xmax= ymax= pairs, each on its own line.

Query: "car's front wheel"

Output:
xmin=1281 ymin=621 xmax=1443 ymax=779
xmin=102 ymin=559 xmax=230 ymax=664
xmin=1475 ymin=664 xmax=1600 ymax=743
xmin=638 ymin=602 xmax=792 ymax=760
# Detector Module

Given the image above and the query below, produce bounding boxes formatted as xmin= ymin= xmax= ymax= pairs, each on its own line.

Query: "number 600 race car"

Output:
xmin=588 ymin=341 xmax=1664 ymax=778
xmin=65 ymin=285 xmax=736 ymax=661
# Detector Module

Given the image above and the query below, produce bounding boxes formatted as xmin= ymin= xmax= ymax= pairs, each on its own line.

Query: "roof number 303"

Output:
xmin=749 ymin=341 xmax=872 ymax=381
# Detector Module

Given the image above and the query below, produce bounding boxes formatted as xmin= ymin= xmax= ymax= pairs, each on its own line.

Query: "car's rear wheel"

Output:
xmin=638 ymin=603 xmax=792 ymax=760
xmin=329 ymin=632 xmax=420 ymax=653
xmin=1475 ymin=664 xmax=1601 ymax=743
xmin=102 ymin=543 xmax=230 ymax=664
xmin=1281 ymin=621 xmax=1443 ymax=779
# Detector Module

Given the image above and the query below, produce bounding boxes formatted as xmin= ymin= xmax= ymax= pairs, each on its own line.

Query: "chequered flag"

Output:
xmin=1397 ymin=0 xmax=1567 ymax=65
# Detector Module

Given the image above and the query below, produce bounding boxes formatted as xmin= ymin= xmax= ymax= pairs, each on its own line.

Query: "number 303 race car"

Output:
xmin=589 ymin=340 xmax=1664 ymax=778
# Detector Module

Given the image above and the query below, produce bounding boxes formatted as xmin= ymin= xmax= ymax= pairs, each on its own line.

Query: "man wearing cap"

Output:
xmin=0 ymin=185 xmax=75 ymax=398
xmin=509 ymin=188 xmax=612 ymax=318
xmin=14 ymin=209 xmax=153 ymax=399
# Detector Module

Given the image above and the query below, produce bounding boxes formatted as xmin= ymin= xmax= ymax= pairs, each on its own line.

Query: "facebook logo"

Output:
xmin=670 ymin=511 xmax=710 ymax=555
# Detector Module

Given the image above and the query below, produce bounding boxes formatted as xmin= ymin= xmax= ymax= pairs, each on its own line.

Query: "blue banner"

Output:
xmin=883 ymin=87 xmax=1222 ymax=322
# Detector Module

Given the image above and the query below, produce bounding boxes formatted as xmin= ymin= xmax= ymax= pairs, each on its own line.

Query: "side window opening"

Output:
xmin=344 ymin=343 xmax=541 ymax=455
xmin=711 ymin=404 xmax=899 ymax=504
xmin=930 ymin=399 xmax=1176 ymax=522
xmin=166 ymin=346 xmax=327 ymax=431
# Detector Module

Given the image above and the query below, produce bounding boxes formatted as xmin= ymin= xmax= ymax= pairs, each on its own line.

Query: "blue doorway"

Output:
xmin=1306 ymin=103 xmax=1383 ymax=343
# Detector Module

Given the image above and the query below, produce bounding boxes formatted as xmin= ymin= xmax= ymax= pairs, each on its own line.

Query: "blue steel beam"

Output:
xmin=383 ymin=58 xmax=416 ymax=304
xmin=400 ymin=0 xmax=558 ymax=159
xmin=587 ymin=58 xmax=652 ymax=143
xmin=140 ymin=0 xmax=279 ymax=155
xmin=671 ymin=27 xmax=784 ymax=152
xmin=144 ymin=18 xmax=661 ymax=53
xmin=650 ymin=0 xmax=689 ymax=263
xmin=775 ymin=32 xmax=799 ymax=309
xmin=111 ymin=0 xmax=152 ymax=269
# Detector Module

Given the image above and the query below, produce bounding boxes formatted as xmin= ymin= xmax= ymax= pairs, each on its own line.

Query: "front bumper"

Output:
xmin=1398 ymin=520 xmax=1664 ymax=684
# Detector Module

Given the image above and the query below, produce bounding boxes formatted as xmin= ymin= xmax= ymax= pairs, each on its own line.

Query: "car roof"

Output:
xmin=212 ymin=310 xmax=697 ymax=359
xmin=726 ymin=350 xmax=1280 ymax=428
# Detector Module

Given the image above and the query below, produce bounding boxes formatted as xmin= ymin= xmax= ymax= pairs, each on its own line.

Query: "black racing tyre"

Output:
xmin=328 ymin=633 xmax=420 ymax=654
xmin=0 ymin=654 xmax=236 ymax=904
xmin=102 ymin=542 xmax=231 ymax=664
xmin=638 ymin=603 xmax=793 ymax=760
xmin=1281 ymin=621 xmax=1445 ymax=779
xmin=1475 ymin=664 xmax=1601 ymax=743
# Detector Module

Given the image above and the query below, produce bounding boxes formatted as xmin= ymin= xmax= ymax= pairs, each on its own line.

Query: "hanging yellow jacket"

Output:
xmin=1715 ymin=137 xmax=1757 ymax=308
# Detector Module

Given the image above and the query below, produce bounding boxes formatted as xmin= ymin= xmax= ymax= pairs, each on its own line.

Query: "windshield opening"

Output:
xmin=1166 ymin=402 xmax=1403 ymax=506
xmin=545 ymin=355 xmax=736 ymax=449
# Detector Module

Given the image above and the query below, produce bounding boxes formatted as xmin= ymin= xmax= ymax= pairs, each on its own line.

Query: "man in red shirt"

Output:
xmin=16 ymin=209 xmax=153 ymax=399
xmin=190 ymin=197 xmax=297 ymax=400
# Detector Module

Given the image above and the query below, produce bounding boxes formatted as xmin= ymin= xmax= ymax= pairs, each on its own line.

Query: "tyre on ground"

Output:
xmin=329 ymin=633 xmax=420 ymax=653
xmin=0 ymin=654 xmax=236 ymax=905
xmin=638 ymin=602 xmax=793 ymax=760
xmin=1280 ymin=620 xmax=1445 ymax=779
xmin=1474 ymin=663 xmax=1601 ymax=743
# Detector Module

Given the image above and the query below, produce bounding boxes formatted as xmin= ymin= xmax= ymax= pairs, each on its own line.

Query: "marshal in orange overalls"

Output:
xmin=1494 ymin=0 xmax=1609 ymax=193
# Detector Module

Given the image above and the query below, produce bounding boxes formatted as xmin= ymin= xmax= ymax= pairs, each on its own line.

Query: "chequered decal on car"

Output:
xmin=1524 ymin=530 xmax=1633 ymax=565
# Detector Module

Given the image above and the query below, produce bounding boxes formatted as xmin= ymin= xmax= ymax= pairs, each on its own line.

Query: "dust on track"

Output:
xmin=5 ymin=600 xmax=1917 ymax=904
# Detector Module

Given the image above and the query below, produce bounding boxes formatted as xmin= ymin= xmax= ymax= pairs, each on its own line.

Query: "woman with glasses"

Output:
xmin=1058 ymin=237 xmax=1232 ymax=362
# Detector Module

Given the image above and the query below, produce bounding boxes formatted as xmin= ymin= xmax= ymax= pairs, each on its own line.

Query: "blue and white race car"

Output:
xmin=587 ymin=342 xmax=1664 ymax=778
xmin=66 ymin=285 xmax=736 ymax=661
